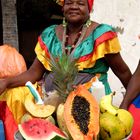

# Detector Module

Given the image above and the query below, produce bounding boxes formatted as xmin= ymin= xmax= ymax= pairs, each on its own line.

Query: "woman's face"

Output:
xmin=63 ymin=0 xmax=90 ymax=24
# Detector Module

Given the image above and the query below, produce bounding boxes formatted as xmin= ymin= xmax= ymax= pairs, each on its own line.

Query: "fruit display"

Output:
xmin=99 ymin=93 xmax=134 ymax=140
xmin=17 ymin=54 xmax=134 ymax=140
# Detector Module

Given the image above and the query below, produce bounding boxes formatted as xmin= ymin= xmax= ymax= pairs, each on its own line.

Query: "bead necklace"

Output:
xmin=62 ymin=19 xmax=91 ymax=55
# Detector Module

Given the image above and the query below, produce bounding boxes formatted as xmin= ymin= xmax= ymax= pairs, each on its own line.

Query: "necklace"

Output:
xmin=62 ymin=19 xmax=91 ymax=55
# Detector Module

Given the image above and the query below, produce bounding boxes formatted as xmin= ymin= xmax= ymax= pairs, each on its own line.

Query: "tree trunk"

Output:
xmin=1 ymin=0 xmax=19 ymax=51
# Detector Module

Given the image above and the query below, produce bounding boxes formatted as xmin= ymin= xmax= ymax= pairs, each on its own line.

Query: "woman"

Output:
xmin=120 ymin=60 xmax=140 ymax=140
xmin=120 ymin=60 xmax=140 ymax=110
xmin=0 ymin=0 xmax=131 ymax=127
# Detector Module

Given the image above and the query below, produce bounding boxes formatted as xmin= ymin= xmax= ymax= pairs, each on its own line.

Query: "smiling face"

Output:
xmin=63 ymin=0 xmax=90 ymax=25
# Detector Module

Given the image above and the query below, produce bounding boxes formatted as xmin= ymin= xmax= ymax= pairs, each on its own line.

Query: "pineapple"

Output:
xmin=48 ymin=53 xmax=78 ymax=101
xmin=48 ymin=53 xmax=78 ymax=139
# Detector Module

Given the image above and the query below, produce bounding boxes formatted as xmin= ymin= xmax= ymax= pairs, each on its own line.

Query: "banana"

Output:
xmin=99 ymin=92 xmax=118 ymax=115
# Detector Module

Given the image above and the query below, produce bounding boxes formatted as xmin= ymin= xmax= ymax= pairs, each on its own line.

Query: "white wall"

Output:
xmin=90 ymin=0 xmax=140 ymax=106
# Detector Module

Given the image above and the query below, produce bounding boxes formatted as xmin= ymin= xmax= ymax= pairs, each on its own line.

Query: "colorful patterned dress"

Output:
xmin=0 ymin=23 xmax=121 ymax=139
xmin=35 ymin=23 xmax=121 ymax=94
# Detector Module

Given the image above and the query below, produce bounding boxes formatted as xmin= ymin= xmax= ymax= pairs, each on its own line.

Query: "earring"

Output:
xmin=62 ymin=17 xmax=67 ymax=27
xmin=86 ymin=19 xmax=92 ymax=27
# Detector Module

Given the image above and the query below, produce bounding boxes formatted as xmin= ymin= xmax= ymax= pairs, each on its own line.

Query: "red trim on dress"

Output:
xmin=38 ymin=36 xmax=50 ymax=58
xmin=78 ymin=31 xmax=117 ymax=62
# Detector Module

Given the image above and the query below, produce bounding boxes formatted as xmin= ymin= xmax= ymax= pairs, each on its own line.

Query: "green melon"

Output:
xmin=18 ymin=118 xmax=67 ymax=140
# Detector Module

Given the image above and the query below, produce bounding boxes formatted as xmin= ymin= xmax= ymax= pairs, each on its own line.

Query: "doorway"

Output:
xmin=16 ymin=0 xmax=63 ymax=68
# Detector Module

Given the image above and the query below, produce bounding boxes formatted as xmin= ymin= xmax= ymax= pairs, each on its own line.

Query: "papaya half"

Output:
xmin=64 ymin=85 xmax=99 ymax=140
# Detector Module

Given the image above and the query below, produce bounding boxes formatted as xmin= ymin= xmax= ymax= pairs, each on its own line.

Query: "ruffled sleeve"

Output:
xmin=77 ymin=24 xmax=121 ymax=70
xmin=35 ymin=25 xmax=62 ymax=71
xmin=93 ymin=24 xmax=121 ymax=59
xmin=35 ymin=42 xmax=51 ymax=71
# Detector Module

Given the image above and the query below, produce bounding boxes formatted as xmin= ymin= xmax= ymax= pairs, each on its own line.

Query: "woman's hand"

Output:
xmin=0 ymin=79 xmax=8 ymax=95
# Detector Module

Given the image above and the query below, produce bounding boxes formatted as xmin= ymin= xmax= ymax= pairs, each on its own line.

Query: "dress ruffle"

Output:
xmin=35 ymin=24 xmax=121 ymax=71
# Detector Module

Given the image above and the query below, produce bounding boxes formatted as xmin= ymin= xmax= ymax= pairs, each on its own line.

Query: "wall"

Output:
xmin=0 ymin=0 xmax=3 ymax=45
xmin=90 ymin=0 xmax=140 ymax=106
xmin=1 ymin=0 xmax=19 ymax=50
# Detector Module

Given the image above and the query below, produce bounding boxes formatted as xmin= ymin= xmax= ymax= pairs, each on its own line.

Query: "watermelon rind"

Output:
xmin=14 ymin=130 xmax=68 ymax=140
xmin=19 ymin=125 xmax=67 ymax=140
xmin=18 ymin=118 xmax=67 ymax=140
xmin=51 ymin=135 xmax=67 ymax=140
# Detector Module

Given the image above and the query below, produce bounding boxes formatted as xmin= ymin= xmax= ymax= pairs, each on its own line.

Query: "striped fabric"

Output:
xmin=35 ymin=23 xmax=121 ymax=94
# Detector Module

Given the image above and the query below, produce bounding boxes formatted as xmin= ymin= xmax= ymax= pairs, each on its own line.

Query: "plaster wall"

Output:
xmin=90 ymin=0 xmax=140 ymax=106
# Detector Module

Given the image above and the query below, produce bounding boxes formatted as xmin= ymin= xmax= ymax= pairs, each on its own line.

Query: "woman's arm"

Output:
xmin=0 ymin=58 xmax=46 ymax=94
xmin=105 ymin=53 xmax=132 ymax=89
xmin=120 ymin=60 xmax=140 ymax=110
xmin=7 ymin=58 xmax=46 ymax=88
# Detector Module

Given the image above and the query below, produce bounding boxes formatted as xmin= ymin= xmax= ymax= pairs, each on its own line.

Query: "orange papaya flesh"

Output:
xmin=64 ymin=85 xmax=100 ymax=140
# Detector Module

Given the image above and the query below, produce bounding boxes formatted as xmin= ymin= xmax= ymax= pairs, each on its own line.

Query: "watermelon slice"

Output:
xmin=18 ymin=118 xmax=67 ymax=140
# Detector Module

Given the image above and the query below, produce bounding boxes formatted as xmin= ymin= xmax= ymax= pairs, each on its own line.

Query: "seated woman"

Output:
xmin=120 ymin=60 xmax=140 ymax=109
xmin=120 ymin=60 xmax=140 ymax=140
xmin=0 ymin=0 xmax=131 ymax=130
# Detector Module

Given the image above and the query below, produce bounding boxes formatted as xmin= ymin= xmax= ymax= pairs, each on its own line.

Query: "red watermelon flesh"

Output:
xmin=18 ymin=118 xmax=67 ymax=140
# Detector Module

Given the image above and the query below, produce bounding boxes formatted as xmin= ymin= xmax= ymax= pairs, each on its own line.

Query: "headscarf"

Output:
xmin=56 ymin=0 xmax=94 ymax=12
xmin=88 ymin=0 xmax=94 ymax=12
